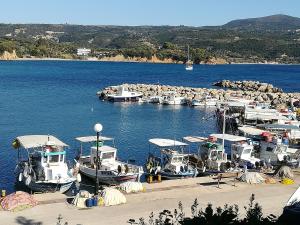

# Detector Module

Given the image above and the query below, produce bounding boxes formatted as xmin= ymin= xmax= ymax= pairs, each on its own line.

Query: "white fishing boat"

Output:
xmin=191 ymin=94 xmax=218 ymax=107
xmin=148 ymin=96 xmax=162 ymax=104
xmin=106 ymin=86 xmax=142 ymax=102
xmin=238 ymin=125 xmax=299 ymax=166
xmin=13 ymin=135 xmax=76 ymax=193
xmin=161 ymin=91 xmax=186 ymax=105
xmin=182 ymin=136 xmax=228 ymax=172
xmin=210 ymin=134 xmax=260 ymax=167
xmin=185 ymin=45 xmax=193 ymax=71
xmin=146 ymin=138 xmax=197 ymax=179
xmin=259 ymin=137 xmax=299 ymax=166
xmin=75 ymin=136 xmax=144 ymax=185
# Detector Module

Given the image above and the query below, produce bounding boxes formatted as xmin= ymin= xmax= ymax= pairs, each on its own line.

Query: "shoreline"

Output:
xmin=1 ymin=57 xmax=300 ymax=65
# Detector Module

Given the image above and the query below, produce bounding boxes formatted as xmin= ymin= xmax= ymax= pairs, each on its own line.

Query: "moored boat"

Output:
xmin=161 ymin=91 xmax=186 ymax=105
xmin=106 ymin=86 xmax=143 ymax=102
xmin=75 ymin=136 xmax=144 ymax=185
xmin=146 ymin=138 xmax=197 ymax=179
xmin=13 ymin=135 xmax=76 ymax=193
xmin=185 ymin=45 xmax=193 ymax=71
xmin=191 ymin=94 xmax=218 ymax=107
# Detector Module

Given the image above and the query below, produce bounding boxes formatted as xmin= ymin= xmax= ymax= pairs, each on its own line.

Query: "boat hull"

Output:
xmin=107 ymin=96 xmax=141 ymax=102
xmin=79 ymin=166 xmax=140 ymax=185
xmin=16 ymin=180 xmax=74 ymax=193
xmin=159 ymin=170 xmax=197 ymax=180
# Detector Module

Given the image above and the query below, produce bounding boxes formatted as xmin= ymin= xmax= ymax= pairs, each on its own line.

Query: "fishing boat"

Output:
xmin=13 ymin=135 xmax=76 ymax=193
xmin=106 ymin=86 xmax=143 ymax=102
xmin=161 ymin=91 xmax=186 ymax=105
xmin=183 ymin=136 xmax=229 ymax=172
xmin=148 ymin=96 xmax=162 ymax=104
xmin=146 ymin=138 xmax=198 ymax=179
xmin=191 ymin=94 xmax=218 ymax=107
xmin=210 ymin=133 xmax=260 ymax=168
xmin=238 ymin=125 xmax=300 ymax=166
xmin=185 ymin=45 xmax=193 ymax=71
xmin=75 ymin=136 xmax=144 ymax=185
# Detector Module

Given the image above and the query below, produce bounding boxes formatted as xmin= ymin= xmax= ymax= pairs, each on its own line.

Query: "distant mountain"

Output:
xmin=223 ymin=14 xmax=300 ymax=30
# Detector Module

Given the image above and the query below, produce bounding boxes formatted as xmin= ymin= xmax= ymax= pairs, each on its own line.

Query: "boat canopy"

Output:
xmin=238 ymin=126 xmax=264 ymax=136
xmin=149 ymin=138 xmax=188 ymax=147
xmin=210 ymin=134 xmax=247 ymax=142
xmin=183 ymin=136 xmax=208 ymax=143
xmin=15 ymin=135 xmax=68 ymax=149
xmin=75 ymin=136 xmax=114 ymax=143
xmin=92 ymin=145 xmax=117 ymax=152
xmin=245 ymin=108 xmax=278 ymax=113
xmin=245 ymin=114 xmax=289 ymax=121
xmin=257 ymin=124 xmax=300 ymax=131
xmin=218 ymin=101 xmax=246 ymax=107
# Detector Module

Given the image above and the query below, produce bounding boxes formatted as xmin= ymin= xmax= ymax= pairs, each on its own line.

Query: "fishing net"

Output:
xmin=119 ymin=181 xmax=145 ymax=193
xmin=1 ymin=191 xmax=37 ymax=212
xmin=239 ymin=172 xmax=265 ymax=184
xmin=265 ymin=177 xmax=277 ymax=184
xmin=282 ymin=178 xmax=295 ymax=185
xmin=72 ymin=190 xmax=92 ymax=208
xmin=101 ymin=188 xmax=126 ymax=206
xmin=276 ymin=166 xmax=294 ymax=179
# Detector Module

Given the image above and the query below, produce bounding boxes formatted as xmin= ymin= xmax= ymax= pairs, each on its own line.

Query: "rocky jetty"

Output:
xmin=98 ymin=83 xmax=300 ymax=108
xmin=213 ymin=80 xmax=283 ymax=93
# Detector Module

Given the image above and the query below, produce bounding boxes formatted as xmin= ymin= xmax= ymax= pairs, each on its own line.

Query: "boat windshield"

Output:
xmin=243 ymin=148 xmax=252 ymax=154
xmin=101 ymin=151 xmax=115 ymax=160
xmin=171 ymin=156 xmax=184 ymax=163
xmin=49 ymin=155 xmax=59 ymax=163
xmin=276 ymin=145 xmax=288 ymax=154
xmin=210 ymin=150 xmax=224 ymax=161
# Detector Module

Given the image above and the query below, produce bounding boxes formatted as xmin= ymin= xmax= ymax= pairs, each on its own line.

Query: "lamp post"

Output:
xmin=94 ymin=123 xmax=103 ymax=195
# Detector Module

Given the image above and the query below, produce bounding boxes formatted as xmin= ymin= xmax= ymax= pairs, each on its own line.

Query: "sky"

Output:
xmin=1 ymin=0 xmax=300 ymax=26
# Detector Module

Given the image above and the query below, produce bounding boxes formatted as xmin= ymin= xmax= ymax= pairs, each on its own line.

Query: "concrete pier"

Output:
xmin=1 ymin=173 xmax=299 ymax=225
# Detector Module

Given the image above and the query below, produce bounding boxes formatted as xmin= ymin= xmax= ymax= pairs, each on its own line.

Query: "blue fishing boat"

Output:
xmin=146 ymin=138 xmax=198 ymax=179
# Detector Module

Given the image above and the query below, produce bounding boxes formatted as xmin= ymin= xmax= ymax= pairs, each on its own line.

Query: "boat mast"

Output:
xmin=187 ymin=45 xmax=190 ymax=62
xmin=222 ymin=107 xmax=227 ymax=151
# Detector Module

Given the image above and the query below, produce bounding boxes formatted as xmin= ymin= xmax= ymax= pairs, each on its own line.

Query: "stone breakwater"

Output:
xmin=98 ymin=83 xmax=300 ymax=107
xmin=213 ymin=80 xmax=283 ymax=93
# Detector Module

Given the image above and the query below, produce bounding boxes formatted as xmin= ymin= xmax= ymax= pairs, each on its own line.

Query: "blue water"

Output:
xmin=0 ymin=61 xmax=299 ymax=193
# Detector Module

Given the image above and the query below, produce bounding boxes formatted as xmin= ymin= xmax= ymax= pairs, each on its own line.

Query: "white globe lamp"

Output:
xmin=94 ymin=123 xmax=103 ymax=133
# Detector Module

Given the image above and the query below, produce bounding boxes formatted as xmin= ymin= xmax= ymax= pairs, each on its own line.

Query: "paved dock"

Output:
xmin=1 ymin=175 xmax=299 ymax=225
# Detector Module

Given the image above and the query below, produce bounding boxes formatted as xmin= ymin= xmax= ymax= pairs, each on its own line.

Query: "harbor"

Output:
xmin=2 ymin=0 xmax=300 ymax=224
xmin=1 ymin=80 xmax=300 ymax=224
xmin=1 ymin=61 xmax=300 ymax=224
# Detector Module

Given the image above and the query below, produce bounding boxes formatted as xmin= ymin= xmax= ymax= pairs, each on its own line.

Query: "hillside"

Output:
xmin=223 ymin=14 xmax=300 ymax=30
xmin=1 ymin=14 xmax=300 ymax=64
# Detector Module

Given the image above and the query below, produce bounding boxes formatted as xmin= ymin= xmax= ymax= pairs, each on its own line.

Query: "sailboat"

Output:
xmin=185 ymin=45 xmax=193 ymax=71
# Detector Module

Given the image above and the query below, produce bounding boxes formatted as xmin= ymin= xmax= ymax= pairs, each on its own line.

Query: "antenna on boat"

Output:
xmin=222 ymin=105 xmax=228 ymax=151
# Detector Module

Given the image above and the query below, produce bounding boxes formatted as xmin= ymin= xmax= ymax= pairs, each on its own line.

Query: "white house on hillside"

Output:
xmin=77 ymin=48 xmax=91 ymax=56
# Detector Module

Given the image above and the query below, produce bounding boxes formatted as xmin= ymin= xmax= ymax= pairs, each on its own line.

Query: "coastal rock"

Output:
xmin=0 ymin=50 xmax=18 ymax=60
xmin=213 ymin=80 xmax=283 ymax=93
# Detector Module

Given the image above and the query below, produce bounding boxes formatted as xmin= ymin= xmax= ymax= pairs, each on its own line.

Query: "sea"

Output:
xmin=0 ymin=61 xmax=299 ymax=193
